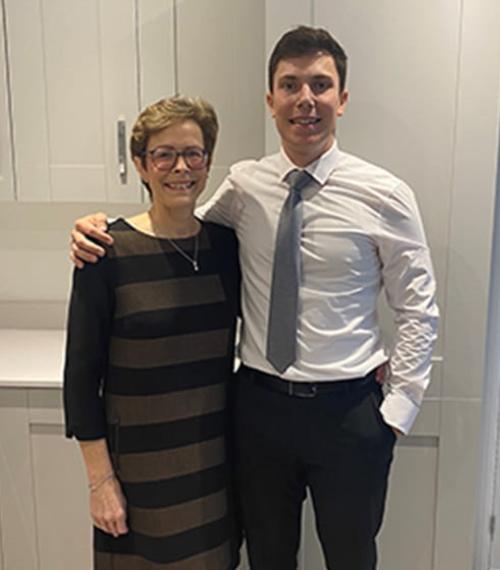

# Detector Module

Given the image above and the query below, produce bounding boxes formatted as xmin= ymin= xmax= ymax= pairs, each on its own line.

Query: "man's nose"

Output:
xmin=297 ymin=83 xmax=315 ymax=108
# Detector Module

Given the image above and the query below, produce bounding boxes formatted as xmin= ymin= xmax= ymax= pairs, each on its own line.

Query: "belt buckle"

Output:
xmin=291 ymin=382 xmax=318 ymax=398
xmin=304 ymin=383 xmax=318 ymax=398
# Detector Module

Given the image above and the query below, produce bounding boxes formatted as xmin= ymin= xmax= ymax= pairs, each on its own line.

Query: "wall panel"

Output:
xmin=0 ymin=0 xmax=14 ymax=201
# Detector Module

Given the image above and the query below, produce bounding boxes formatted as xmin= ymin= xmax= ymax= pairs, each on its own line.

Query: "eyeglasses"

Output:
xmin=143 ymin=146 xmax=208 ymax=171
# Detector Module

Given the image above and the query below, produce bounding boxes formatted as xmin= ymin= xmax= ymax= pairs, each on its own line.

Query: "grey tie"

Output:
xmin=266 ymin=169 xmax=313 ymax=373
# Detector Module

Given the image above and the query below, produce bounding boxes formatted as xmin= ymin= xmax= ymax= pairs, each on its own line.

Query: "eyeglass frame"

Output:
xmin=141 ymin=145 xmax=209 ymax=171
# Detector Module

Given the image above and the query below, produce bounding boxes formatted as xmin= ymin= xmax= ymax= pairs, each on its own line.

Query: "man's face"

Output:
xmin=267 ymin=51 xmax=348 ymax=167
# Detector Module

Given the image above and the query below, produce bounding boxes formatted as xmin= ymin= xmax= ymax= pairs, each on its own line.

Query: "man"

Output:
xmin=71 ymin=26 xmax=438 ymax=570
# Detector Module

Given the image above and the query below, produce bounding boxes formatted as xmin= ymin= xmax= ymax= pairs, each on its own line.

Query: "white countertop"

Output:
xmin=0 ymin=329 xmax=66 ymax=388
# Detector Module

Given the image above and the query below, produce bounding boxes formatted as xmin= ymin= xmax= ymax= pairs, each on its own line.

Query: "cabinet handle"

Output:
xmin=117 ymin=118 xmax=127 ymax=184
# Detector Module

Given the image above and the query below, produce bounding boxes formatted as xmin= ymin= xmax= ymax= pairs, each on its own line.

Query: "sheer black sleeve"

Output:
xmin=63 ymin=255 xmax=114 ymax=440
xmin=205 ymin=223 xmax=241 ymax=317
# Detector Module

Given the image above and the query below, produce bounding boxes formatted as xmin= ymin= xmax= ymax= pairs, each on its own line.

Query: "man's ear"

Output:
xmin=266 ymin=92 xmax=275 ymax=118
xmin=337 ymin=90 xmax=349 ymax=117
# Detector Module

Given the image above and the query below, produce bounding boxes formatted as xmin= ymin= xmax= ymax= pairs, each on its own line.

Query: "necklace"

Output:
xmin=165 ymin=232 xmax=200 ymax=272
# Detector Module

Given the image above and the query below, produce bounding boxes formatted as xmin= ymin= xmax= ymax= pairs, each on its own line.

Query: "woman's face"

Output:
xmin=134 ymin=119 xmax=209 ymax=211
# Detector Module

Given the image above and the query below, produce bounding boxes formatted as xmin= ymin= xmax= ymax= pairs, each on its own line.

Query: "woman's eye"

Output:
xmin=157 ymin=151 xmax=175 ymax=160
xmin=186 ymin=150 xmax=203 ymax=159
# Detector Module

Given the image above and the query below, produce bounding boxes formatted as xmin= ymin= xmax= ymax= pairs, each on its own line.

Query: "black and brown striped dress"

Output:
xmin=64 ymin=219 xmax=241 ymax=570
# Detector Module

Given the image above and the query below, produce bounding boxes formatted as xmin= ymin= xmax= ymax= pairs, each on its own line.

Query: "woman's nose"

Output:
xmin=172 ymin=154 xmax=189 ymax=172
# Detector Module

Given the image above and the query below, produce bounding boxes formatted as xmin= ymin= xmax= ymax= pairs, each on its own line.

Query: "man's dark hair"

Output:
xmin=268 ymin=26 xmax=348 ymax=93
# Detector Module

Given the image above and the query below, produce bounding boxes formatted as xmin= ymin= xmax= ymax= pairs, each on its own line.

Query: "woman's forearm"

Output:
xmin=79 ymin=438 xmax=128 ymax=537
xmin=79 ymin=438 xmax=115 ymax=487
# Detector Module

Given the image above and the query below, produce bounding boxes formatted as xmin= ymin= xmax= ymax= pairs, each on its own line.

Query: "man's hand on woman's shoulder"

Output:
xmin=70 ymin=212 xmax=112 ymax=269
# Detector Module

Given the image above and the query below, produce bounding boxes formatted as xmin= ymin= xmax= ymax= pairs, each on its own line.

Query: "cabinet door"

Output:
xmin=31 ymin=424 xmax=92 ymax=570
xmin=5 ymin=0 xmax=146 ymax=202
xmin=137 ymin=0 xmax=176 ymax=106
xmin=176 ymin=0 xmax=266 ymax=199
xmin=0 ymin=0 xmax=14 ymax=202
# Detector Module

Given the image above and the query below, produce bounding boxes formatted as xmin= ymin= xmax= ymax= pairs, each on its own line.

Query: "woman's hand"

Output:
xmin=70 ymin=212 xmax=113 ymax=269
xmin=90 ymin=475 xmax=128 ymax=538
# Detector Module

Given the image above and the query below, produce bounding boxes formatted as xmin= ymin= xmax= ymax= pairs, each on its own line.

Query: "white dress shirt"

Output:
xmin=198 ymin=141 xmax=439 ymax=434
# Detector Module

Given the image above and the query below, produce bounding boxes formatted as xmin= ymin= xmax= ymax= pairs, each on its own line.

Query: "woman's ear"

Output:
xmin=133 ymin=156 xmax=149 ymax=183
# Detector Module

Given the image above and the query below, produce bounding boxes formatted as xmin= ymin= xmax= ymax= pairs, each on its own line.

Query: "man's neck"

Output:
xmin=282 ymin=138 xmax=336 ymax=168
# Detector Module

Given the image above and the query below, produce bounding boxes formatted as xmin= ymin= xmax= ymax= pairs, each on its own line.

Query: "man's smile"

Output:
xmin=289 ymin=117 xmax=321 ymax=125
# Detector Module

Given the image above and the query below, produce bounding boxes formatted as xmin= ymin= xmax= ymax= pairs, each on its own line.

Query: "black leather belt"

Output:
xmin=241 ymin=366 xmax=376 ymax=398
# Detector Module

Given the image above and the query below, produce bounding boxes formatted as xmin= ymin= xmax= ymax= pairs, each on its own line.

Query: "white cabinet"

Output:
xmin=0 ymin=0 xmax=14 ymax=202
xmin=3 ymin=0 xmax=176 ymax=203
xmin=138 ymin=0 xmax=176 ymax=105
xmin=1 ymin=0 xmax=265 ymax=203
xmin=0 ymin=389 xmax=38 ymax=570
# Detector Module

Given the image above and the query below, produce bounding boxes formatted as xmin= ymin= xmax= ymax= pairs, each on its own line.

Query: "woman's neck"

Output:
xmin=128 ymin=206 xmax=200 ymax=239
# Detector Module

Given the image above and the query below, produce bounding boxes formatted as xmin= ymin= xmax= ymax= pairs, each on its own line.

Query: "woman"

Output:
xmin=64 ymin=96 xmax=240 ymax=569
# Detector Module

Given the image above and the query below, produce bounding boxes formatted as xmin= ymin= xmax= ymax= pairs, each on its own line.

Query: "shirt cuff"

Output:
xmin=379 ymin=389 xmax=420 ymax=435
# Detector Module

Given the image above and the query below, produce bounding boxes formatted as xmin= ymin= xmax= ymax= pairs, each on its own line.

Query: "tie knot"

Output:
xmin=287 ymin=169 xmax=313 ymax=193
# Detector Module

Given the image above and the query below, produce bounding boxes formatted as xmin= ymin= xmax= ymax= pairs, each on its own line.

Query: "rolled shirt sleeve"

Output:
xmin=377 ymin=182 xmax=439 ymax=434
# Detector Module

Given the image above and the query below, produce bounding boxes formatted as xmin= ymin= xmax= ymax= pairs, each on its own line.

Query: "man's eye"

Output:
xmin=282 ymin=81 xmax=296 ymax=92
xmin=313 ymin=81 xmax=329 ymax=93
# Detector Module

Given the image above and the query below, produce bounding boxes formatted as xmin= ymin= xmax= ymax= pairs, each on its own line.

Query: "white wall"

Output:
xmin=475 ymin=125 xmax=500 ymax=570
xmin=0 ymin=202 xmax=142 ymax=329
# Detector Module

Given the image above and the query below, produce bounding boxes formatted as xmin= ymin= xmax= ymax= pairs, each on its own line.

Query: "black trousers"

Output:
xmin=234 ymin=366 xmax=396 ymax=570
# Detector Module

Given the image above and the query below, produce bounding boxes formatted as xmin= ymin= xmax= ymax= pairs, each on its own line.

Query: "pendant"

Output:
xmin=193 ymin=261 xmax=199 ymax=272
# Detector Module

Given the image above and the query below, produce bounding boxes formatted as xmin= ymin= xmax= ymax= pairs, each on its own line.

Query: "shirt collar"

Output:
xmin=277 ymin=140 xmax=341 ymax=186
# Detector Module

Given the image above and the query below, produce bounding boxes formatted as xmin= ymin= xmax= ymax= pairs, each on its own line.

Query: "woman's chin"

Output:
xmin=154 ymin=194 xmax=199 ymax=211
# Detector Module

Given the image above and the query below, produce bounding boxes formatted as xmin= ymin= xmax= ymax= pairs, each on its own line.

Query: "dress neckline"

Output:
xmin=119 ymin=217 xmax=203 ymax=243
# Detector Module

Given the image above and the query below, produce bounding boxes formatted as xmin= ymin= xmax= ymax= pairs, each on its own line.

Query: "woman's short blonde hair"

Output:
xmin=130 ymin=95 xmax=219 ymax=166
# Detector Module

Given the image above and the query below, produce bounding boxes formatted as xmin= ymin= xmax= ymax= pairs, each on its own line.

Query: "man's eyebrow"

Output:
xmin=278 ymin=74 xmax=334 ymax=81
xmin=311 ymin=74 xmax=334 ymax=81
